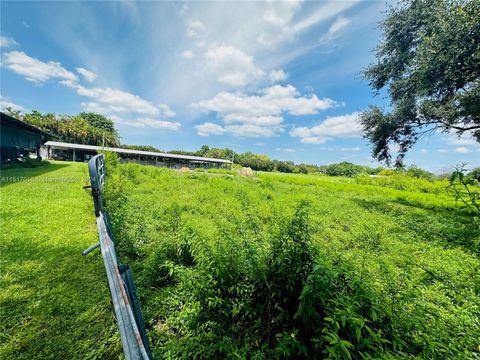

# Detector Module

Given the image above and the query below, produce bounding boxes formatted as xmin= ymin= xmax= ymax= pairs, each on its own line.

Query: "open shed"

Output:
xmin=1 ymin=112 xmax=53 ymax=164
xmin=43 ymin=141 xmax=232 ymax=169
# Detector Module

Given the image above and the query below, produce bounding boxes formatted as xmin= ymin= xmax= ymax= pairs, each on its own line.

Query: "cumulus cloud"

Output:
xmin=276 ymin=147 xmax=296 ymax=153
xmin=76 ymin=67 xmax=97 ymax=82
xmin=2 ymin=51 xmax=78 ymax=83
xmin=341 ymin=147 xmax=361 ymax=152
xmin=186 ymin=19 xmax=205 ymax=38
xmin=268 ymin=69 xmax=288 ymax=83
xmin=446 ymin=134 xmax=479 ymax=147
xmin=63 ymin=81 xmax=166 ymax=116
xmin=257 ymin=1 xmax=301 ymax=47
xmin=195 ymin=122 xmax=226 ymax=136
xmin=180 ymin=50 xmax=195 ymax=59
xmin=195 ymin=84 xmax=336 ymax=120
xmin=455 ymin=146 xmax=472 ymax=154
xmin=111 ymin=115 xmax=181 ymax=130
xmin=0 ymin=36 xmax=18 ymax=48
xmin=205 ymin=43 xmax=264 ymax=87
xmin=0 ymin=96 xmax=25 ymax=112
xmin=193 ymin=84 xmax=336 ymax=138
xmin=224 ymin=124 xmax=283 ymax=138
xmin=290 ymin=112 xmax=362 ymax=144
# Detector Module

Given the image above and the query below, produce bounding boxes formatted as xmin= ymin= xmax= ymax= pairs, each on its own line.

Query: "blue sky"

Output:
xmin=1 ymin=1 xmax=478 ymax=172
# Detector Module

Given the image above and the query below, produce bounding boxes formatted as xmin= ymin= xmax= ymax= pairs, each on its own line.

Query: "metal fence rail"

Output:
xmin=84 ymin=154 xmax=152 ymax=360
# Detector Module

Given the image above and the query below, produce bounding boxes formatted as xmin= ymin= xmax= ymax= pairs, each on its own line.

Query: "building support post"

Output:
xmin=73 ymin=149 xmax=76 ymax=162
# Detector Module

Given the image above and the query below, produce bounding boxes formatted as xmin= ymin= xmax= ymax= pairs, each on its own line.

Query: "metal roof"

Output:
xmin=1 ymin=112 xmax=56 ymax=138
xmin=44 ymin=141 xmax=232 ymax=164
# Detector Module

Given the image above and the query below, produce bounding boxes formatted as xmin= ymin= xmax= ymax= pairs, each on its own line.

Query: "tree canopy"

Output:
xmin=361 ymin=0 xmax=480 ymax=166
xmin=4 ymin=109 xmax=120 ymax=147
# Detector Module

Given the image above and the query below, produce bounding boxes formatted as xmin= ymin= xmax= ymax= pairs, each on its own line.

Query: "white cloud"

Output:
xmin=76 ymin=67 xmax=96 ymax=82
xmin=0 ymin=96 xmax=25 ymax=112
xmin=268 ymin=69 xmax=288 ymax=83
xmin=293 ymin=1 xmax=357 ymax=33
xmin=112 ymin=115 xmax=181 ymax=130
xmin=320 ymin=16 xmax=351 ymax=43
xmin=157 ymin=104 xmax=176 ymax=118
xmin=186 ymin=19 xmax=205 ymax=38
xmin=195 ymin=122 xmax=282 ymax=138
xmin=194 ymin=84 xmax=336 ymax=138
xmin=205 ymin=43 xmax=264 ymax=87
xmin=224 ymin=124 xmax=282 ymax=138
xmin=2 ymin=51 xmax=78 ymax=83
xmin=276 ymin=147 xmax=296 ymax=153
xmin=455 ymin=146 xmax=472 ymax=154
xmin=180 ymin=50 xmax=195 ymax=59
xmin=65 ymin=82 xmax=165 ymax=116
xmin=420 ymin=148 xmax=428 ymax=154
xmin=341 ymin=147 xmax=361 ymax=152
xmin=136 ymin=118 xmax=181 ymax=130
xmin=290 ymin=112 xmax=362 ymax=144
xmin=195 ymin=122 xmax=225 ymax=136
xmin=0 ymin=36 xmax=18 ymax=48
xmin=438 ymin=149 xmax=448 ymax=153
xmin=446 ymin=134 xmax=479 ymax=147
xmin=257 ymin=1 xmax=301 ymax=47
xmin=195 ymin=84 xmax=336 ymax=120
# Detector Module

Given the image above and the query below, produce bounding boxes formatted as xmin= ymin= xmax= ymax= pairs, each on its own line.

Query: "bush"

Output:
xmin=405 ymin=165 xmax=435 ymax=181
xmin=323 ymin=162 xmax=368 ymax=177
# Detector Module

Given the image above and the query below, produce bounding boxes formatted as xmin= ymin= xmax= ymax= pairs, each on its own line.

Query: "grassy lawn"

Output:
xmin=0 ymin=161 xmax=120 ymax=359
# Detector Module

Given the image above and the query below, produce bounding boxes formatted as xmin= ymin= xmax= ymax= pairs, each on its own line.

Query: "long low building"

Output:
xmin=43 ymin=141 xmax=232 ymax=169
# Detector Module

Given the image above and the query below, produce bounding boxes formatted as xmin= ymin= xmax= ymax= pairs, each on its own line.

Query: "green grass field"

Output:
xmin=1 ymin=160 xmax=479 ymax=359
xmin=0 ymin=162 xmax=120 ymax=359
xmin=103 ymin=159 xmax=479 ymax=359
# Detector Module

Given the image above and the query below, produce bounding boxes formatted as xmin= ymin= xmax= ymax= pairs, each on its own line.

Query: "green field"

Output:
xmin=0 ymin=162 xmax=120 ymax=359
xmin=103 ymin=159 xmax=479 ymax=359
xmin=1 ymin=160 xmax=479 ymax=359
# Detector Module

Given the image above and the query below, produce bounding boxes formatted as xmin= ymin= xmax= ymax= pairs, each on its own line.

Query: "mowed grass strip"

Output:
xmin=0 ymin=162 xmax=120 ymax=359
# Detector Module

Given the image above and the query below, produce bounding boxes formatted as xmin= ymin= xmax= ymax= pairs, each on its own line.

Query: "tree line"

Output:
xmin=6 ymin=108 xmax=476 ymax=179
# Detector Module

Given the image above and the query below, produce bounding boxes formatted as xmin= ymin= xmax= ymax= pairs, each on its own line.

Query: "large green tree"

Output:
xmin=361 ymin=0 xmax=480 ymax=166
xmin=7 ymin=109 xmax=120 ymax=147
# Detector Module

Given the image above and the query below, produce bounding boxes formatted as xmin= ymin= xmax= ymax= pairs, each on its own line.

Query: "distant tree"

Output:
xmin=78 ymin=112 xmax=116 ymax=133
xmin=198 ymin=145 xmax=210 ymax=157
xmin=274 ymin=160 xmax=295 ymax=173
xmin=361 ymin=0 xmax=480 ymax=166
xmin=469 ymin=167 xmax=480 ymax=181
xmin=235 ymin=152 xmax=274 ymax=171
xmin=205 ymin=147 xmax=234 ymax=160
xmin=123 ymin=144 xmax=162 ymax=152
xmin=324 ymin=162 xmax=368 ymax=177
xmin=18 ymin=110 xmax=120 ymax=147
xmin=405 ymin=165 xmax=435 ymax=181
xmin=2 ymin=107 xmax=22 ymax=119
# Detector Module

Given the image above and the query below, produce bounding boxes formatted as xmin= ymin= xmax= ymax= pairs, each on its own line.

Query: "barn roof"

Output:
xmin=1 ymin=112 xmax=53 ymax=137
xmin=44 ymin=141 xmax=232 ymax=164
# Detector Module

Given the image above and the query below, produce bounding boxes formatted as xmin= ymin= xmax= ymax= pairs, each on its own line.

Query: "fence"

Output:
xmin=83 ymin=154 xmax=152 ymax=360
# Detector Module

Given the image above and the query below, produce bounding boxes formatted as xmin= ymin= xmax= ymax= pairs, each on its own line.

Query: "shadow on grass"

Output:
xmin=0 ymin=162 xmax=73 ymax=188
xmin=352 ymin=197 xmax=479 ymax=255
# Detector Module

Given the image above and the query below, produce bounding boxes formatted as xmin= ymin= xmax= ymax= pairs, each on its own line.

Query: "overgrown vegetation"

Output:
xmin=103 ymin=156 xmax=480 ymax=359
